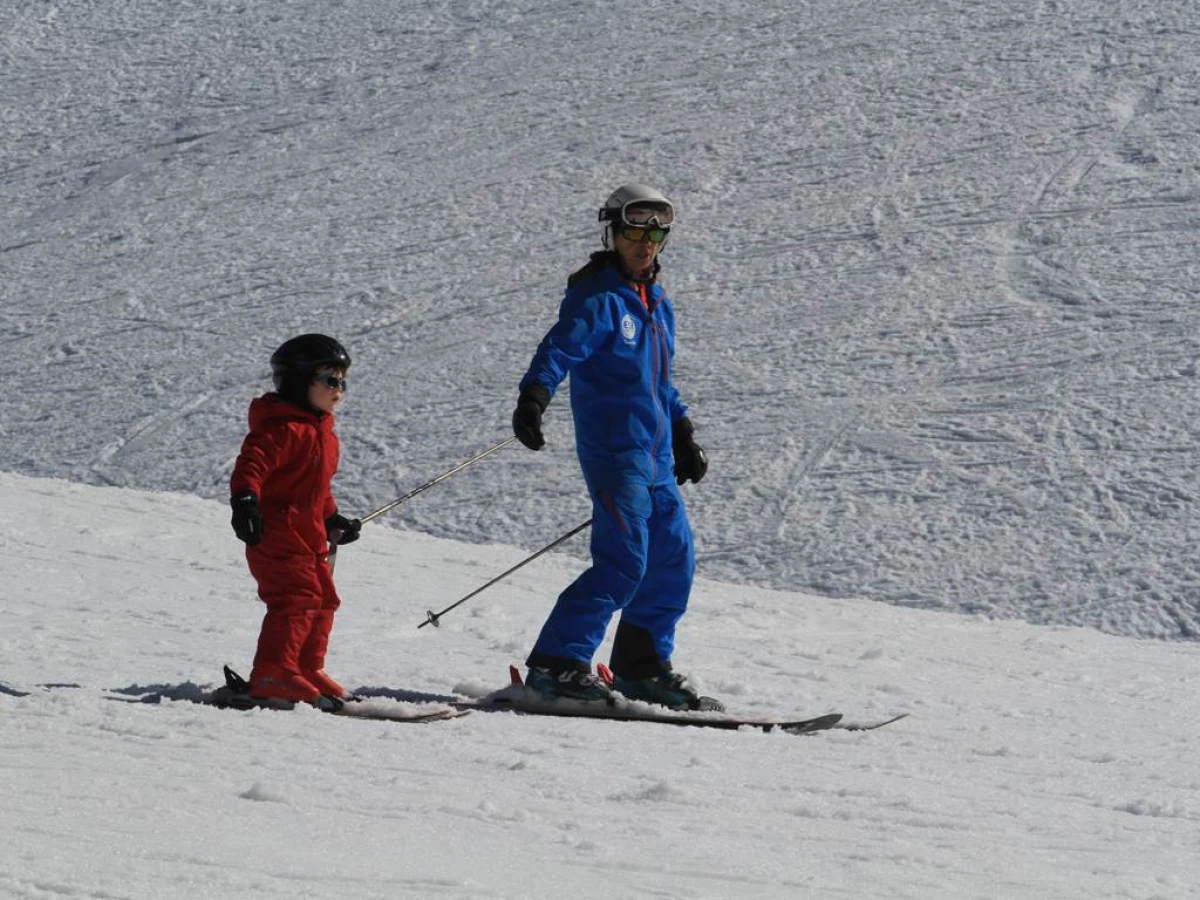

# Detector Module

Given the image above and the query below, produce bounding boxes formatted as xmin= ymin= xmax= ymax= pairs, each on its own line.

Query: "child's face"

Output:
xmin=307 ymin=365 xmax=347 ymax=415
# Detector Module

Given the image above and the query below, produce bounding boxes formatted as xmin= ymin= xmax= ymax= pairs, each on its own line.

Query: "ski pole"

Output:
xmin=329 ymin=435 xmax=517 ymax=572
xmin=418 ymin=518 xmax=593 ymax=629
xmin=361 ymin=435 xmax=518 ymax=525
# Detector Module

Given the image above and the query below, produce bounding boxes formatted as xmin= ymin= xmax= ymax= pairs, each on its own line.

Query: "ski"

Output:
xmin=211 ymin=666 xmax=469 ymax=722
xmin=8 ymin=671 xmax=905 ymax=732
xmin=201 ymin=688 xmax=469 ymax=723
xmin=456 ymin=666 xmax=899 ymax=734
xmin=486 ymin=691 xmax=844 ymax=733
xmin=103 ymin=667 xmax=469 ymax=724
xmin=1 ymin=680 xmax=81 ymax=698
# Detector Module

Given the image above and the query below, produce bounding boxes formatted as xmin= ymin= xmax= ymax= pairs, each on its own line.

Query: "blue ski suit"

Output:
xmin=519 ymin=255 xmax=697 ymax=672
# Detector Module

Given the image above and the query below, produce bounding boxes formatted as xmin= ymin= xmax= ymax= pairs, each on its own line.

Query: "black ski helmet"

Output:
xmin=269 ymin=333 xmax=351 ymax=406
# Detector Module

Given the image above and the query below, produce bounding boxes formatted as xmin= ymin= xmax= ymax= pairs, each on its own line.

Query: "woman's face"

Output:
xmin=612 ymin=227 xmax=663 ymax=280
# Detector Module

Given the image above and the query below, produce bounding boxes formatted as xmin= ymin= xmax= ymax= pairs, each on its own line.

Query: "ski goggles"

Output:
xmin=600 ymin=199 xmax=676 ymax=229
xmin=618 ymin=224 xmax=670 ymax=244
xmin=313 ymin=374 xmax=348 ymax=391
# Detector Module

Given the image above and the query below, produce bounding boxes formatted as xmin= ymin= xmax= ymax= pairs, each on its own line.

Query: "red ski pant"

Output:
xmin=246 ymin=549 xmax=341 ymax=679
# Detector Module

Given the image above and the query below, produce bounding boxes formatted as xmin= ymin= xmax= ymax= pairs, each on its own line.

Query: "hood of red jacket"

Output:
xmin=247 ymin=392 xmax=334 ymax=433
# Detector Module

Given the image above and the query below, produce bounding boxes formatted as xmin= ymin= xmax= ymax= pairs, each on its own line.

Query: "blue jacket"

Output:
xmin=520 ymin=255 xmax=689 ymax=489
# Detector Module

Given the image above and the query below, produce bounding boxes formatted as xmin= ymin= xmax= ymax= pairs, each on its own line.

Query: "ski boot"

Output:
xmin=612 ymin=670 xmax=724 ymax=712
xmin=526 ymin=665 xmax=614 ymax=703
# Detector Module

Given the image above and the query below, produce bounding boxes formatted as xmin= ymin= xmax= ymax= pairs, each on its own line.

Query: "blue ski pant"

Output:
xmin=530 ymin=480 xmax=695 ymax=667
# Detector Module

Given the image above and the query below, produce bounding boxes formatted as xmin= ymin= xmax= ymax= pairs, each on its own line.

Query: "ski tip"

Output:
xmin=837 ymin=712 xmax=910 ymax=731
xmin=508 ymin=664 xmax=524 ymax=687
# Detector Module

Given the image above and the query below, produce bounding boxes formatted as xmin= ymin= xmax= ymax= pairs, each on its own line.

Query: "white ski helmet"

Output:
xmin=599 ymin=184 xmax=675 ymax=248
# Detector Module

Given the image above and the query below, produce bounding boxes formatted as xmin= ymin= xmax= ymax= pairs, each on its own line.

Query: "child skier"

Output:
xmin=229 ymin=333 xmax=362 ymax=708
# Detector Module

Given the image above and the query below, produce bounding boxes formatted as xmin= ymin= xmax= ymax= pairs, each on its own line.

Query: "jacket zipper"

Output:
xmin=641 ymin=284 xmax=668 ymax=482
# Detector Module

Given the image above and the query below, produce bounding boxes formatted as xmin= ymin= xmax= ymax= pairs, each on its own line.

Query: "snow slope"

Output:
xmin=3 ymin=2 xmax=1200 ymax=895
xmin=3 ymin=472 xmax=1198 ymax=900
xmin=3 ymin=0 xmax=1198 ymax=638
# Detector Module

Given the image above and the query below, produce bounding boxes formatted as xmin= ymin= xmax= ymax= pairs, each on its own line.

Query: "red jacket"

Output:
xmin=231 ymin=394 xmax=340 ymax=559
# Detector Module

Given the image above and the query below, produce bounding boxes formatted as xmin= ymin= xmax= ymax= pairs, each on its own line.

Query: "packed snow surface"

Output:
xmin=2 ymin=473 xmax=1198 ymax=899
xmin=2 ymin=1 xmax=1200 ymax=897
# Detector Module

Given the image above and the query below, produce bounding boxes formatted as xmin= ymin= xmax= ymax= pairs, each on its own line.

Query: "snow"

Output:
xmin=2 ymin=0 xmax=1199 ymax=897
xmin=3 ymin=473 xmax=1198 ymax=899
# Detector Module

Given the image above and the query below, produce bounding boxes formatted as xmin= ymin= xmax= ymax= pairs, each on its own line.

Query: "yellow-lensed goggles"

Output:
xmin=618 ymin=225 xmax=670 ymax=243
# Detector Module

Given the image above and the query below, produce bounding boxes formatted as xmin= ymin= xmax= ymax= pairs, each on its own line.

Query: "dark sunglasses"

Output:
xmin=619 ymin=225 xmax=670 ymax=244
xmin=313 ymin=374 xmax=348 ymax=391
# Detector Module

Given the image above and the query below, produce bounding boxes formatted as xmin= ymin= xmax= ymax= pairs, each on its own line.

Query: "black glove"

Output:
xmin=231 ymin=492 xmax=263 ymax=546
xmin=672 ymin=418 xmax=708 ymax=485
xmin=512 ymin=384 xmax=551 ymax=451
xmin=325 ymin=512 xmax=362 ymax=546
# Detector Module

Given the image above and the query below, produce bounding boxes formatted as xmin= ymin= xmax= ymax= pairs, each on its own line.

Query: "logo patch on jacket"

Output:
xmin=620 ymin=313 xmax=637 ymax=344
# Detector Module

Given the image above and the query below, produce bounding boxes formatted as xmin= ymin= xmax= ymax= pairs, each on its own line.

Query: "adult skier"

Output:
xmin=511 ymin=184 xmax=715 ymax=711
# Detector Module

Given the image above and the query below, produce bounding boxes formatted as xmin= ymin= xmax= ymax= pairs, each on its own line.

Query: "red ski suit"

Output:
xmin=231 ymin=393 xmax=342 ymax=698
